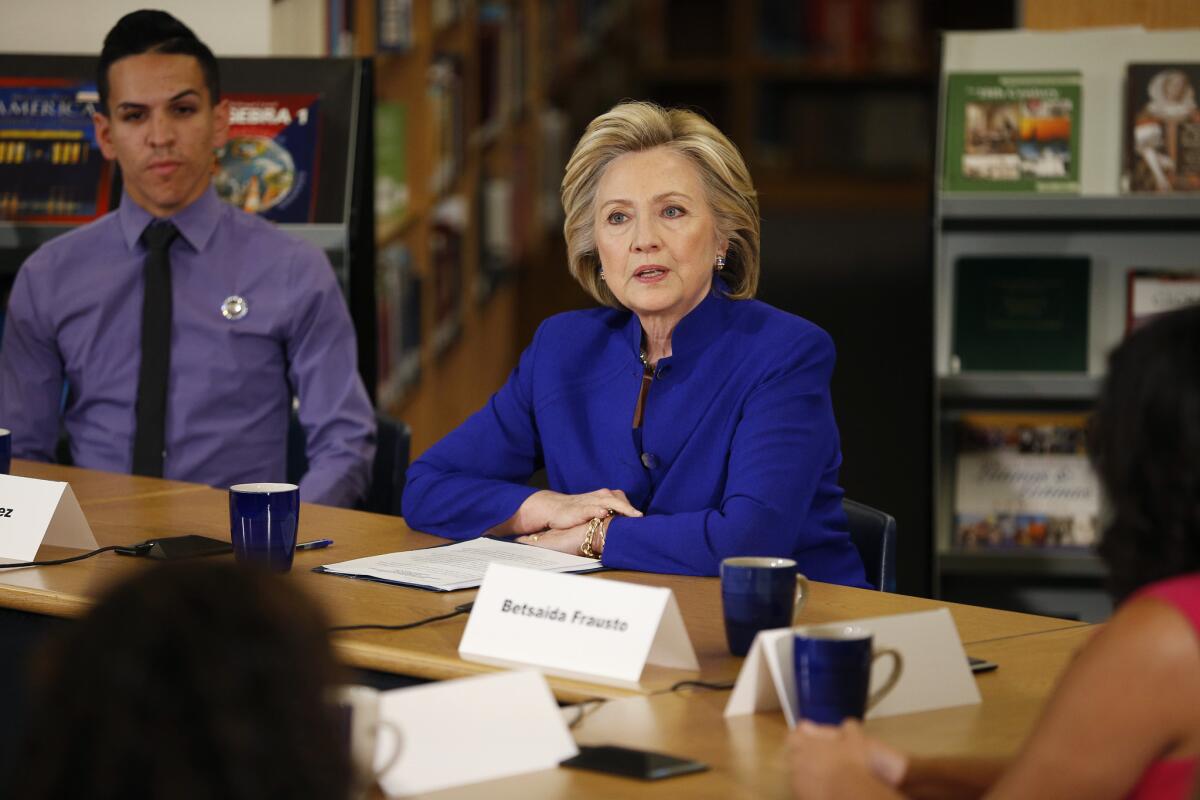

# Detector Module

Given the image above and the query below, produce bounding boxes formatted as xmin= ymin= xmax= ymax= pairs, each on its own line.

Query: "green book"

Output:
xmin=375 ymin=101 xmax=409 ymax=233
xmin=943 ymin=72 xmax=1082 ymax=193
xmin=953 ymin=256 xmax=1090 ymax=372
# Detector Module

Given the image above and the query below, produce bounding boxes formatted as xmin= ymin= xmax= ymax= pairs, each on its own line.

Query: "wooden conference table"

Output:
xmin=1 ymin=461 xmax=1097 ymax=799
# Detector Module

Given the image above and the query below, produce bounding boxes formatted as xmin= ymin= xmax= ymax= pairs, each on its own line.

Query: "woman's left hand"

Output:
xmin=516 ymin=516 xmax=610 ymax=556
xmin=515 ymin=524 xmax=585 ymax=554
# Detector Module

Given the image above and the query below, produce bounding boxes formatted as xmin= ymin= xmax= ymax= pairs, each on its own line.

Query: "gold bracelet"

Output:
xmin=580 ymin=516 xmax=603 ymax=558
xmin=597 ymin=516 xmax=609 ymax=555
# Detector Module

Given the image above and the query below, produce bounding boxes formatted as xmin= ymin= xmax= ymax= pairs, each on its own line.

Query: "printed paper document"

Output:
xmin=315 ymin=537 xmax=602 ymax=591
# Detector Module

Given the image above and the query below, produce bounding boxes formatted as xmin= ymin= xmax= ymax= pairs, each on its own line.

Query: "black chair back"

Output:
xmin=287 ymin=410 xmax=410 ymax=516
xmin=843 ymin=498 xmax=897 ymax=592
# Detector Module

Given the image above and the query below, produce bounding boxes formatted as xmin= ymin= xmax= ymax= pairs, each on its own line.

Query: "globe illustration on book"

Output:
xmin=214 ymin=136 xmax=296 ymax=214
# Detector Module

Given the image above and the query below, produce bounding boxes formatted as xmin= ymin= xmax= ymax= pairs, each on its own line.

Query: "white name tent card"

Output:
xmin=374 ymin=670 xmax=577 ymax=797
xmin=724 ymin=608 xmax=980 ymax=727
xmin=0 ymin=474 xmax=97 ymax=563
xmin=459 ymin=563 xmax=700 ymax=687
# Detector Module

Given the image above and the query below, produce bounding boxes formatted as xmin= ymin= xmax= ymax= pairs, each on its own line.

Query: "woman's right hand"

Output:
xmin=511 ymin=489 xmax=642 ymax=535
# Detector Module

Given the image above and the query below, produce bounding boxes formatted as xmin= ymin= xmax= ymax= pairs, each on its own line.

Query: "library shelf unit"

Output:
xmin=933 ymin=28 xmax=1200 ymax=621
xmin=635 ymin=0 xmax=936 ymax=213
xmin=351 ymin=0 xmax=643 ymax=456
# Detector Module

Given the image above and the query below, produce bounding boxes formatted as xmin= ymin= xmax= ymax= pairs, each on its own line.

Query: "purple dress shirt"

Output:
xmin=0 ymin=188 xmax=375 ymax=507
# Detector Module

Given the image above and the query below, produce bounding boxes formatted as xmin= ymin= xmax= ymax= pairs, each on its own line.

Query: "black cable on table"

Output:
xmin=328 ymin=601 xmax=475 ymax=633
xmin=0 ymin=545 xmax=126 ymax=569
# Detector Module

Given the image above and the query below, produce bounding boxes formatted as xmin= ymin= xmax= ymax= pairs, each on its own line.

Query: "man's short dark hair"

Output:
xmin=97 ymin=9 xmax=221 ymax=115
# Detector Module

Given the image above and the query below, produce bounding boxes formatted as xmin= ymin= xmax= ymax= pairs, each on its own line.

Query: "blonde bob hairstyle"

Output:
xmin=561 ymin=100 xmax=760 ymax=308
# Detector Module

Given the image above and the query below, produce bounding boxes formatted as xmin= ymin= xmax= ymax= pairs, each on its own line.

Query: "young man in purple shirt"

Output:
xmin=0 ymin=11 xmax=375 ymax=507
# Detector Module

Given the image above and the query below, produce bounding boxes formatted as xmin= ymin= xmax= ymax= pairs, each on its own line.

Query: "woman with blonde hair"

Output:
xmin=402 ymin=101 xmax=866 ymax=585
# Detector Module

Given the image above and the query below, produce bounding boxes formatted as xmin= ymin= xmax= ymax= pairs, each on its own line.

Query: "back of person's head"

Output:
xmin=561 ymin=100 xmax=761 ymax=307
xmin=14 ymin=561 xmax=350 ymax=800
xmin=1091 ymin=304 xmax=1200 ymax=601
xmin=97 ymin=9 xmax=220 ymax=115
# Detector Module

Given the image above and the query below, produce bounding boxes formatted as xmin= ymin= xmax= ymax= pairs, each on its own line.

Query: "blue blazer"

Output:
xmin=402 ymin=284 xmax=868 ymax=587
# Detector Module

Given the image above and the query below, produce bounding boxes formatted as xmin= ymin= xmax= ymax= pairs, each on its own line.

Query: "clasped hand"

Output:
xmin=511 ymin=489 xmax=642 ymax=555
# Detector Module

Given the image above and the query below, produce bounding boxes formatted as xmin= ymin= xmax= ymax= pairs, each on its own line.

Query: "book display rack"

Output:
xmin=933 ymin=27 xmax=1200 ymax=621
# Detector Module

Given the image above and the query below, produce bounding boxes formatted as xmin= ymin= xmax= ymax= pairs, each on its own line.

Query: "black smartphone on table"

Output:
xmin=561 ymin=745 xmax=708 ymax=781
xmin=114 ymin=535 xmax=232 ymax=560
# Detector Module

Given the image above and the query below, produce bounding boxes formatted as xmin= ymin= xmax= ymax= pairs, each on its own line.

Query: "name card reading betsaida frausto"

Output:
xmin=459 ymin=564 xmax=700 ymax=687
xmin=498 ymin=599 xmax=630 ymax=631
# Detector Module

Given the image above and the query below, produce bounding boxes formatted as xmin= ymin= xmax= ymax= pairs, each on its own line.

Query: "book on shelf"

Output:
xmin=1126 ymin=268 xmax=1200 ymax=332
xmin=953 ymin=413 xmax=1100 ymax=551
xmin=476 ymin=171 xmax=513 ymax=303
xmin=942 ymin=72 xmax=1081 ymax=193
xmin=327 ymin=0 xmax=355 ymax=55
xmin=427 ymin=54 xmax=465 ymax=196
xmin=214 ymin=93 xmax=321 ymax=224
xmin=1124 ymin=63 xmax=1200 ymax=193
xmin=376 ymin=242 xmax=421 ymax=408
xmin=375 ymin=101 xmax=409 ymax=236
xmin=430 ymin=196 xmax=466 ymax=354
xmin=952 ymin=255 xmax=1090 ymax=373
xmin=376 ymin=0 xmax=414 ymax=53
xmin=0 ymin=79 xmax=113 ymax=223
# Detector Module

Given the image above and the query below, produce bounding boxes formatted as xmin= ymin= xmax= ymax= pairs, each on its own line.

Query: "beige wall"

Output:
xmin=0 ymin=0 xmax=285 ymax=55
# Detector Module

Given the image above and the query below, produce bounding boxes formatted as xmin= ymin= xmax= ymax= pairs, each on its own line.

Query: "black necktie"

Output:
xmin=132 ymin=221 xmax=179 ymax=477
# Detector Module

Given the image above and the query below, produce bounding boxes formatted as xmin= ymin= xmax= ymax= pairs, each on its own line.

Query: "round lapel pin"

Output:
xmin=221 ymin=295 xmax=249 ymax=321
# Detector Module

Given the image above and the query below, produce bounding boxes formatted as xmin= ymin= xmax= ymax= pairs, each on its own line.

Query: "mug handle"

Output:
xmin=791 ymin=574 xmax=810 ymax=624
xmin=866 ymin=648 xmax=904 ymax=712
xmin=372 ymin=720 xmax=403 ymax=781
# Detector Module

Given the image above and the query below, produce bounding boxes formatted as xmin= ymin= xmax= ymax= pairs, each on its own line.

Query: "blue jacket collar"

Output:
xmin=621 ymin=276 xmax=733 ymax=367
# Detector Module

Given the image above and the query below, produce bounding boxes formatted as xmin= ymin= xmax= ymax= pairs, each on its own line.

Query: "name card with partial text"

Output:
xmin=0 ymin=474 xmax=97 ymax=563
xmin=459 ymin=563 xmax=700 ymax=687
xmin=375 ymin=670 xmax=577 ymax=797
xmin=724 ymin=608 xmax=981 ymax=726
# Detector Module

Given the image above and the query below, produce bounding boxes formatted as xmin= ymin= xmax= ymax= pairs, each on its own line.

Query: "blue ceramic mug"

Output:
xmin=793 ymin=624 xmax=903 ymax=725
xmin=229 ymin=483 xmax=300 ymax=572
xmin=0 ymin=428 xmax=10 ymax=475
xmin=720 ymin=557 xmax=810 ymax=656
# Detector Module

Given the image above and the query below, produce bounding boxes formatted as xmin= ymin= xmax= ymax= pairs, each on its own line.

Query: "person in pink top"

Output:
xmin=788 ymin=304 xmax=1200 ymax=800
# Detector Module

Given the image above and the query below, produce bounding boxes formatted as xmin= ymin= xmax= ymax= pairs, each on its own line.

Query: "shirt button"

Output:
xmin=641 ymin=452 xmax=659 ymax=469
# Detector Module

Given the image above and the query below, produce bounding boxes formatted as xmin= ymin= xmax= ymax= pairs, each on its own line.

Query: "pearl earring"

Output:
xmin=599 ymin=267 xmax=606 ymax=280
xmin=715 ymin=255 xmax=726 ymax=270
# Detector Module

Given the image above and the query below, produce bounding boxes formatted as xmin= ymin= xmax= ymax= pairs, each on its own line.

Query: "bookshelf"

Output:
xmin=933 ymin=27 xmax=1200 ymax=621
xmin=634 ymin=0 xmax=935 ymax=212
xmin=355 ymin=0 xmax=622 ymax=456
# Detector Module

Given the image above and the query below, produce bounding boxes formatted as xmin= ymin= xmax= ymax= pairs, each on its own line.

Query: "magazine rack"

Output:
xmin=932 ymin=27 xmax=1200 ymax=620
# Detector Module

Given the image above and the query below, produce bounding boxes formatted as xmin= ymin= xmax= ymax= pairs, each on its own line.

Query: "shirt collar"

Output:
xmin=621 ymin=276 xmax=732 ymax=365
xmin=118 ymin=185 xmax=224 ymax=253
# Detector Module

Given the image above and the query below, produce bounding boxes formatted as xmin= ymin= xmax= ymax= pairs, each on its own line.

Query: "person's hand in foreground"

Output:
xmin=788 ymin=719 xmax=908 ymax=800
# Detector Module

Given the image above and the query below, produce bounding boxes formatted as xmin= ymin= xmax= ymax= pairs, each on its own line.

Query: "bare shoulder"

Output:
xmin=1090 ymin=593 xmax=1200 ymax=669
xmin=988 ymin=594 xmax=1200 ymax=799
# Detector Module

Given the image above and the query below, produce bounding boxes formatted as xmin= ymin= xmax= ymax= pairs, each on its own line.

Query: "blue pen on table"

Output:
xmin=296 ymin=539 xmax=334 ymax=551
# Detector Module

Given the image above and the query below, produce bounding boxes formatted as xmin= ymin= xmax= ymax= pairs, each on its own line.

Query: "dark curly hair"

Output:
xmin=1091 ymin=304 xmax=1200 ymax=602
xmin=12 ymin=562 xmax=351 ymax=800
